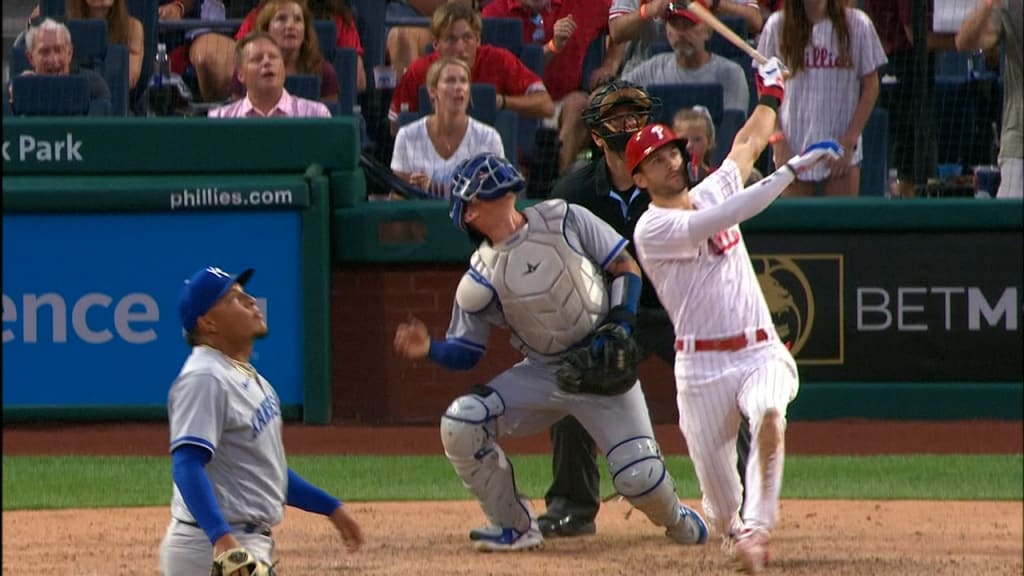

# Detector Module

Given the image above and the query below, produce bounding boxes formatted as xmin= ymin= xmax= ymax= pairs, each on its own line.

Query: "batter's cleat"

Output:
xmin=469 ymin=523 xmax=544 ymax=552
xmin=665 ymin=503 xmax=709 ymax=545
xmin=733 ymin=528 xmax=770 ymax=573
xmin=537 ymin=512 xmax=597 ymax=538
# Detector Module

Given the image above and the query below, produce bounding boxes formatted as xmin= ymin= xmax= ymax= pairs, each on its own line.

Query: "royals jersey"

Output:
xmin=447 ymin=200 xmax=628 ymax=363
xmin=167 ymin=345 xmax=287 ymax=528
xmin=634 ymin=160 xmax=774 ymax=340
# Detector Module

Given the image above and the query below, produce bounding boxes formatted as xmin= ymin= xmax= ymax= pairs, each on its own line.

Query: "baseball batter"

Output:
xmin=160 ymin=266 xmax=363 ymax=575
xmin=628 ymin=58 xmax=840 ymax=573
xmin=394 ymin=153 xmax=708 ymax=552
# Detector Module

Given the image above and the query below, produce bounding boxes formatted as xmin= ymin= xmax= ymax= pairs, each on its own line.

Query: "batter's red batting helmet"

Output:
xmin=625 ymin=123 xmax=687 ymax=174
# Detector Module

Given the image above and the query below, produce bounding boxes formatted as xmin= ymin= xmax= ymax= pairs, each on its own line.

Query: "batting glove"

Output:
xmin=785 ymin=140 xmax=843 ymax=175
xmin=755 ymin=56 xmax=787 ymax=102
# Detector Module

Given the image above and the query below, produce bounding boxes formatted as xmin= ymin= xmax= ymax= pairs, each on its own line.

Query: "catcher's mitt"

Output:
xmin=556 ymin=323 xmax=642 ymax=396
xmin=211 ymin=547 xmax=276 ymax=576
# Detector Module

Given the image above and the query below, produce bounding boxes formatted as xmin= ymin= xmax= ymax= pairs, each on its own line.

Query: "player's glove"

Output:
xmin=556 ymin=323 xmax=642 ymax=396
xmin=754 ymin=56 xmax=787 ymax=103
xmin=210 ymin=547 xmax=276 ymax=576
xmin=784 ymin=140 xmax=843 ymax=175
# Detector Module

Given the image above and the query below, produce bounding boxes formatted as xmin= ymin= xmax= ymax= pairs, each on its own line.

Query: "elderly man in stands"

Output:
xmin=208 ymin=32 xmax=330 ymax=118
xmin=9 ymin=18 xmax=111 ymax=110
xmin=388 ymin=1 xmax=554 ymax=135
xmin=622 ymin=1 xmax=750 ymax=115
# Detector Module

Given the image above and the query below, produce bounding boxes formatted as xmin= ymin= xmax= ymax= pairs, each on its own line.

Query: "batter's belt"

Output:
xmin=175 ymin=518 xmax=273 ymax=537
xmin=675 ymin=328 xmax=770 ymax=353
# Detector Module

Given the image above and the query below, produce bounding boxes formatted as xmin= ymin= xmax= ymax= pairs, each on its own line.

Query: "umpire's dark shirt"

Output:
xmin=550 ymin=155 xmax=663 ymax=310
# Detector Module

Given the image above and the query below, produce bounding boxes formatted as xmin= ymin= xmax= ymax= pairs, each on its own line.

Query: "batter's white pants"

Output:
xmin=673 ymin=340 xmax=799 ymax=537
xmin=159 ymin=519 xmax=275 ymax=576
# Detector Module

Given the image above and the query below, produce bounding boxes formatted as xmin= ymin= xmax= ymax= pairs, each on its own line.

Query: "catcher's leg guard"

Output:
xmin=440 ymin=387 xmax=533 ymax=532
xmin=606 ymin=436 xmax=679 ymax=527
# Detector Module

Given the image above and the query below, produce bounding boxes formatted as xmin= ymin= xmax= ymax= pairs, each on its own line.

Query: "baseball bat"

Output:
xmin=683 ymin=1 xmax=769 ymax=65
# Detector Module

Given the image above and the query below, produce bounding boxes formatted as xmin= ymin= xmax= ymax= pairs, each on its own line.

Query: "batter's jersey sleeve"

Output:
xmin=168 ymin=372 xmax=226 ymax=456
xmin=565 ymin=203 xmax=629 ymax=270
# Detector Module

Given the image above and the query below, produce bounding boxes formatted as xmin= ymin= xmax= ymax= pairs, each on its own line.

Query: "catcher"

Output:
xmin=393 ymin=153 xmax=708 ymax=552
xmin=160 ymin=265 xmax=363 ymax=575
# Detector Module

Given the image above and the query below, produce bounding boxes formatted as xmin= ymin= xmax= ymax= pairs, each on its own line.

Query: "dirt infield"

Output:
xmin=3 ymin=421 xmax=1023 ymax=575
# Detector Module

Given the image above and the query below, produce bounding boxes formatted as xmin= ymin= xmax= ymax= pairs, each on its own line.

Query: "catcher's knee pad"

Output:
xmin=607 ymin=436 xmax=679 ymax=527
xmin=439 ymin=387 xmax=529 ymax=530
xmin=440 ymin=386 xmax=504 ymax=460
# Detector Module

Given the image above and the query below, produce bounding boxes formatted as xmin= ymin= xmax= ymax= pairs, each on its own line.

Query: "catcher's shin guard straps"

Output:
xmin=606 ymin=436 xmax=679 ymax=527
xmin=440 ymin=390 xmax=532 ymax=532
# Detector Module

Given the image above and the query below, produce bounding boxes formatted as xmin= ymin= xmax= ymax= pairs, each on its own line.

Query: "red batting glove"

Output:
xmin=755 ymin=56 xmax=786 ymax=104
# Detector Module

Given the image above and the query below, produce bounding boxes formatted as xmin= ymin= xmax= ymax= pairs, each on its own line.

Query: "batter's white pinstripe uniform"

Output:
xmin=634 ymin=159 xmax=798 ymax=537
xmin=757 ymin=8 xmax=887 ymax=182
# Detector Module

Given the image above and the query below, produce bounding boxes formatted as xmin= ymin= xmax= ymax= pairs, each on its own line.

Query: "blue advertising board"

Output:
xmin=2 ymin=212 xmax=303 ymax=407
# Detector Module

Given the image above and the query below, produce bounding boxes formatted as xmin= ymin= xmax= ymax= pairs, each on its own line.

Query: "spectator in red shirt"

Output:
xmin=388 ymin=2 xmax=555 ymax=136
xmin=236 ymin=0 xmax=367 ymax=93
xmin=482 ymin=0 xmax=623 ymax=174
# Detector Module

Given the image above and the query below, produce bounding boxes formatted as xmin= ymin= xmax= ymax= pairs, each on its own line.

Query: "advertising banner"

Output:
xmin=748 ymin=232 xmax=1022 ymax=382
xmin=2 ymin=212 xmax=303 ymax=407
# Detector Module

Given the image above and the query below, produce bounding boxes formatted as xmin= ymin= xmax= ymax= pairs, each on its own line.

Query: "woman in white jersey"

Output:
xmin=627 ymin=56 xmax=840 ymax=573
xmin=391 ymin=56 xmax=505 ymax=199
xmin=757 ymin=0 xmax=886 ymax=196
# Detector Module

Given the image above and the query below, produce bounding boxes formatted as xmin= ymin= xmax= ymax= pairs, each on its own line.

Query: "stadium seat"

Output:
xmin=645 ymin=83 xmax=724 ymax=126
xmin=127 ymin=0 xmax=158 ymax=113
xmin=284 ymin=74 xmax=323 ymax=101
xmin=859 ymin=107 xmax=889 ymax=197
xmin=352 ymin=0 xmax=385 ymax=87
xmin=932 ymin=77 xmax=974 ymax=166
xmin=482 ymin=17 xmax=523 ymax=56
xmin=315 ymin=19 xmax=338 ymax=63
xmin=517 ymin=44 xmax=544 ymax=162
xmin=335 ymin=46 xmax=359 ymax=116
xmin=39 ymin=0 xmax=64 ymax=18
xmin=707 ymin=15 xmax=749 ymax=62
xmin=67 ymin=19 xmax=109 ymax=71
xmin=11 ymin=75 xmax=95 ymax=116
xmin=714 ymin=109 xmax=745 ymax=167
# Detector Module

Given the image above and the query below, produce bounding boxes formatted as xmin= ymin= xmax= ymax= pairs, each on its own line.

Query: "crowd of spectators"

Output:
xmin=5 ymin=0 xmax=1021 ymax=199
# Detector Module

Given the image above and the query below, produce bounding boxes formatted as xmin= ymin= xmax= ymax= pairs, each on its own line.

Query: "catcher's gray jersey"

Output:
xmin=166 ymin=345 xmax=287 ymax=527
xmin=449 ymin=199 xmax=627 ymax=364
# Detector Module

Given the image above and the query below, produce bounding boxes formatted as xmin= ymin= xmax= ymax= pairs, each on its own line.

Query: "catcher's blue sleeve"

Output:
xmin=171 ymin=445 xmax=231 ymax=544
xmin=428 ymin=337 xmax=484 ymax=370
xmin=286 ymin=468 xmax=341 ymax=515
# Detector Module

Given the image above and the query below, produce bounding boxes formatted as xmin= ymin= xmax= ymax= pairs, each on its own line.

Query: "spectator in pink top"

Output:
xmin=210 ymin=32 xmax=330 ymax=118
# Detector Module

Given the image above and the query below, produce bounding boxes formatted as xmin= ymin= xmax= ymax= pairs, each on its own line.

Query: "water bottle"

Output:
xmin=886 ymin=168 xmax=899 ymax=199
xmin=148 ymin=43 xmax=173 ymax=116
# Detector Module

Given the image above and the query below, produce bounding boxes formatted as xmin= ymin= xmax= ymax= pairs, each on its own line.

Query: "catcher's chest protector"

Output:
xmin=472 ymin=200 xmax=609 ymax=355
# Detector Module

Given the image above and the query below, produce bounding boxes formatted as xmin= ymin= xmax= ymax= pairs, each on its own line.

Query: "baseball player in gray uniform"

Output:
xmin=393 ymin=153 xmax=709 ymax=552
xmin=627 ymin=58 xmax=841 ymax=573
xmin=159 ymin=265 xmax=363 ymax=575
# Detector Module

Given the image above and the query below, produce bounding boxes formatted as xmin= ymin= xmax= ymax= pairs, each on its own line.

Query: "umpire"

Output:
xmin=542 ymin=80 xmax=751 ymax=537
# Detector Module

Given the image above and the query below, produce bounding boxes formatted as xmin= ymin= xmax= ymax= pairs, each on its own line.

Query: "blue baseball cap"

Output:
xmin=178 ymin=266 xmax=254 ymax=332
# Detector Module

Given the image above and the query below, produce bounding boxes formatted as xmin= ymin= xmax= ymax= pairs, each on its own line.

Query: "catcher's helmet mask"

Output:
xmin=449 ymin=153 xmax=526 ymax=243
xmin=582 ymin=80 xmax=662 ymax=154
